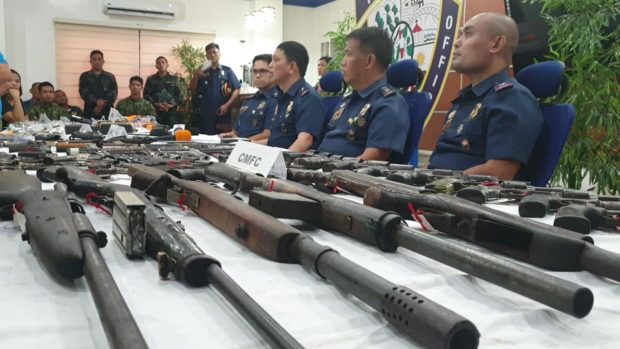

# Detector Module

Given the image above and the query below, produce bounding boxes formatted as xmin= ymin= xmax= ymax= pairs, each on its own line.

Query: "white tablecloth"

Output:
xmin=1 ymin=175 xmax=619 ymax=348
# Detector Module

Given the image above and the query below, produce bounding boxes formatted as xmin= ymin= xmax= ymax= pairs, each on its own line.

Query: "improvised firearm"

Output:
xmin=457 ymin=184 xmax=620 ymax=234
xmin=0 ymin=171 xmax=147 ymax=349
xmin=291 ymin=154 xmax=415 ymax=173
xmin=182 ymin=163 xmax=594 ymax=318
xmin=38 ymin=166 xmax=303 ymax=349
xmin=327 ymin=170 xmax=620 ymax=283
xmin=129 ymin=164 xmax=481 ymax=349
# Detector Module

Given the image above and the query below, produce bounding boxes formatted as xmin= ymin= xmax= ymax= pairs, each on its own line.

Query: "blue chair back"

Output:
xmin=386 ymin=59 xmax=431 ymax=165
xmin=516 ymin=60 xmax=575 ymax=187
xmin=319 ymin=71 xmax=344 ymax=124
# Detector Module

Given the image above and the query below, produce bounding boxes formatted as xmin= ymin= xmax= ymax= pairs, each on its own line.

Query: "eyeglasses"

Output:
xmin=252 ymin=69 xmax=271 ymax=76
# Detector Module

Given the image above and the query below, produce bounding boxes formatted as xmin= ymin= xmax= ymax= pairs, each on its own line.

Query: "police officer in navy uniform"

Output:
xmin=219 ymin=54 xmax=277 ymax=141
xmin=428 ymin=13 xmax=543 ymax=180
xmin=261 ymin=41 xmax=325 ymax=152
xmin=189 ymin=43 xmax=240 ymax=135
xmin=318 ymin=27 xmax=409 ymax=160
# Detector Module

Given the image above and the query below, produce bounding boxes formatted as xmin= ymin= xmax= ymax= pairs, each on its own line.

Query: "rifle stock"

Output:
xmin=43 ymin=165 xmax=304 ymax=349
xmin=129 ymin=164 xmax=480 ymax=349
xmin=190 ymin=163 xmax=595 ymax=318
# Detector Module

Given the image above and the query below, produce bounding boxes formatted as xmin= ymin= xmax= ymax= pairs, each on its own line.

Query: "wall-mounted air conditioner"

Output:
xmin=104 ymin=0 xmax=177 ymax=20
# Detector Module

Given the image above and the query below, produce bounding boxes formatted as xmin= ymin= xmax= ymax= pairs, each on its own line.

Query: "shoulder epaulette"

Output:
xmin=495 ymin=82 xmax=513 ymax=92
xmin=300 ymin=87 xmax=309 ymax=97
xmin=381 ymin=86 xmax=396 ymax=97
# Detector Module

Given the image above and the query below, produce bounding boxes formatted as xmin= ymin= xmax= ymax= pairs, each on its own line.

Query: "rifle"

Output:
xmin=0 ymin=171 xmax=147 ymax=349
xmin=42 ymin=166 xmax=303 ymax=349
xmin=182 ymin=163 xmax=594 ymax=318
xmin=129 ymin=164 xmax=480 ymax=349
xmin=326 ymin=170 xmax=620 ymax=283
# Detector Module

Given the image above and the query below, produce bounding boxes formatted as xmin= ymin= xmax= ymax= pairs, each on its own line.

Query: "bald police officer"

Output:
xmin=263 ymin=41 xmax=325 ymax=152
xmin=318 ymin=27 xmax=409 ymax=161
xmin=428 ymin=13 xmax=543 ymax=180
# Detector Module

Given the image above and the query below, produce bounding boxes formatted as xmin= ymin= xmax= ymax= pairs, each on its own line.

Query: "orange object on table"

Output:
xmin=175 ymin=129 xmax=192 ymax=141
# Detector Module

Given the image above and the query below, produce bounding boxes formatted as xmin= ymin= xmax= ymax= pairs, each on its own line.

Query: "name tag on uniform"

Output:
xmin=226 ymin=141 xmax=287 ymax=179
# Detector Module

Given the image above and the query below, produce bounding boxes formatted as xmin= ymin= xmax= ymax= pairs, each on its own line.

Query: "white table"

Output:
xmin=1 ymin=175 xmax=619 ymax=348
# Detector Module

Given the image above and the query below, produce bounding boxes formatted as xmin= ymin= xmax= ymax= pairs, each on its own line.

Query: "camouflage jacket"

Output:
xmin=79 ymin=70 xmax=118 ymax=117
xmin=144 ymin=73 xmax=184 ymax=108
xmin=28 ymin=102 xmax=68 ymax=121
xmin=115 ymin=97 xmax=156 ymax=116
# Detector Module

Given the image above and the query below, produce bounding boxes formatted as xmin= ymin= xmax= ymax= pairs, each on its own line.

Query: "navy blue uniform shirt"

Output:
xmin=318 ymin=77 xmax=409 ymax=157
xmin=429 ymin=70 xmax=543 ymax=171
xmin=234 ymin=86 xmax=278 ymax=138
xmin=196 ymin=65 xmax=240 ymax=135
xmin=267 ymin=78 xmax=325 ymax=149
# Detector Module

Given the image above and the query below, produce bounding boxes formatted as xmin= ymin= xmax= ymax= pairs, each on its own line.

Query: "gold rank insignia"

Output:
xmin=240 ymin=106 xmax=248 ymax=112
xmin=258 ymin=101 xmax=266 ymax=109
xmin=347 ymin=117 xmax=355 ymax=125
xmin=285 ymin=101 xmax=293 ymax=119
xmin=469 ymin=103 xmax=482 ymax=120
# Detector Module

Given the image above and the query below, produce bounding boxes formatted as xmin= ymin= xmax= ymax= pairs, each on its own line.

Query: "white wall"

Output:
xmin=0 ymin=0 xmax=5 ymax=53
xmin=283 ymin=0 xmax=355 ymax=86
xmin=3 ymin=0 xmax=283 ymax=98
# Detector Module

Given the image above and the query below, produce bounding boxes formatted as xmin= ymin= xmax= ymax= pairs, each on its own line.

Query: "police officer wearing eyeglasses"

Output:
xmin=219 ymin=54 xmax=278 ymax=141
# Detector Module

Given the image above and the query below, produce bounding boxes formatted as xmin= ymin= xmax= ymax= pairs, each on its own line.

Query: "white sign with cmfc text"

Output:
xmin=226 ymin=141 xmax=287 ymax=179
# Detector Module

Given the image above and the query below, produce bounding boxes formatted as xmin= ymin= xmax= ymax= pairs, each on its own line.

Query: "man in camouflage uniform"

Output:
xmin=115 ymin=76 xmax=156 ymax=117
xmin=144 ymin=56 xmax=184 ymax=127
xmin=79 ymin=50 xmax=118 ymax=119
xmin=28 ymin=81 xmax=67 ymax=121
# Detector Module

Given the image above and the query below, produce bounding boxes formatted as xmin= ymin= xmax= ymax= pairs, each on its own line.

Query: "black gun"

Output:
xmin=129 ymin=164 xmax=480 ymax=349
xmin=0 ymin=171 xmax=147 ymax=349
xmin=325 ymin=170 xmax=620 ymax=283
xmin=41 ymin=166 xmax=303 ymax=349
xmin=179 ymin=163 xmax=594 ymax=318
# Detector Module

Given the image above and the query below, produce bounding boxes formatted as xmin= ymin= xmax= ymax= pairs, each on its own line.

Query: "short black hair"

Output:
xmin=205 ymin=43 xmax=220 ymax=52
xmin=319 ymin=56 xmax=332 ymax=63
xmin=155 ymin=56 xmax=168 ymax=63
xmin=38 ymin=81 xmax=55 ymax=92
xmin=346 ymin=27 xmax=393 ymax=69
xmin=252 ymin=54 xmax=272 ymax=65
xmin=129 ymin=76 xmax=144 ymax=85
xmin=276 ymin=41 xmax=309 ymax=77
xmin=90 ymin=50 xmax=104 ymax=59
